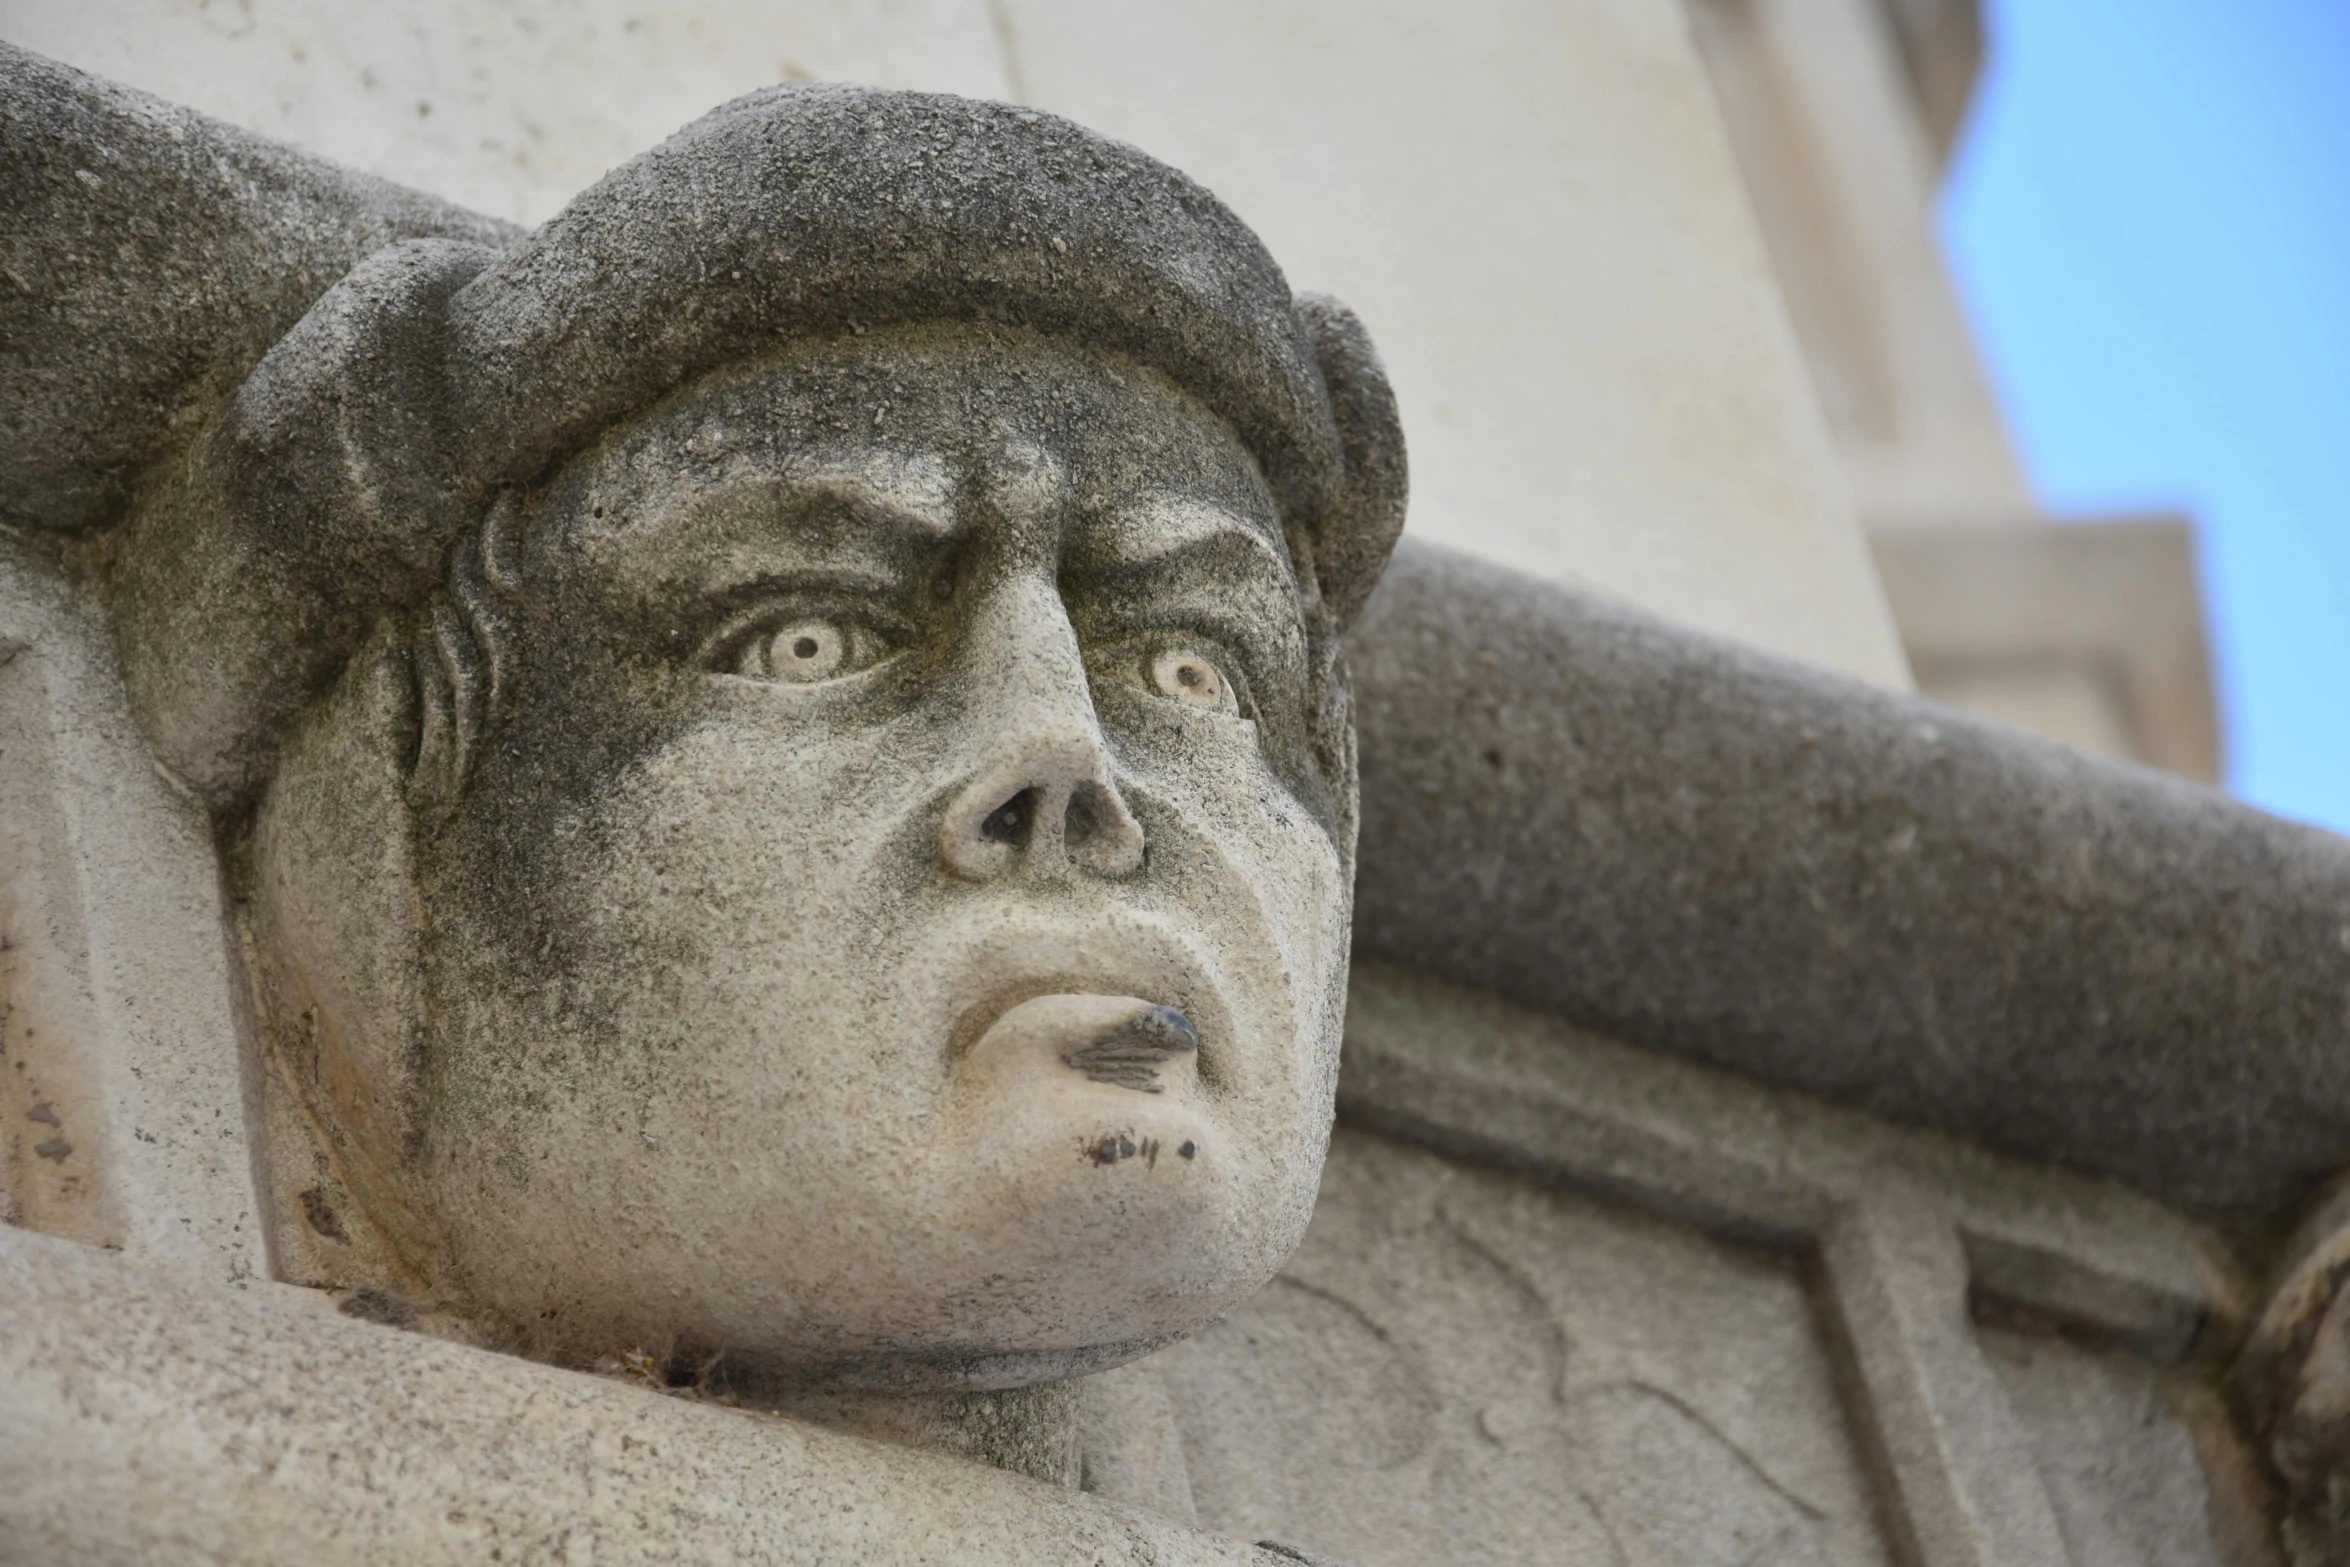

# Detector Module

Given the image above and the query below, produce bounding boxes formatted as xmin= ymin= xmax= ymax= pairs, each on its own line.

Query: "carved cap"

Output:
xmin=106 ymin=84 xmax=1407 ymax=808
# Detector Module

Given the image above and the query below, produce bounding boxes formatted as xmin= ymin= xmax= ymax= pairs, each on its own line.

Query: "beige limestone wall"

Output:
xmin=1869 ymin=516 xmax=2221 ymax=780
xmin=1 ymin=0 xmax=1912 ymax=687
xmin=1688 ymin=0 xmax=2227 ymax=779
xmin=1687 ymin=0 xmax=2030 ymax=527
xmin=0 ymin=0 xmax=1018 ymax=222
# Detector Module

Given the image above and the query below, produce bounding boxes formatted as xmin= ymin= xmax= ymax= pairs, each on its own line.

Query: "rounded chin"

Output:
xmin=430 ymin=1125 xmax=1326 ymax=1374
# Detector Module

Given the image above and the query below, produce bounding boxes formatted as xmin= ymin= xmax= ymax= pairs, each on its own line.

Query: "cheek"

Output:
xmin=422 ymin=712 xmax=957 ymax=1172
xmin=1129 ymin=730 xmax=1351 ymax=1101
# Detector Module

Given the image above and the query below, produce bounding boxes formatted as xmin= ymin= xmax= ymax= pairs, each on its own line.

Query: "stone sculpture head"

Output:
xmin=112 ymin=87 xmax=1405 ymax=1393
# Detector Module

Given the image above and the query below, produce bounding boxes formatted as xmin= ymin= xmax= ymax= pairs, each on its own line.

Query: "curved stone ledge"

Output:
xmin=0 ymin=1226 xmax=1295 ymax=1567
xmin=1347 ymin=540 xmax=2350 ymax=1219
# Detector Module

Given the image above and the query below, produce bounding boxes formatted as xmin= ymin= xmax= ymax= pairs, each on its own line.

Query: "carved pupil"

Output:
xmin=742 ymin=617 xmax=848 ymax=682
xmin=1150 ymin=647 xmax=1233 ymax=713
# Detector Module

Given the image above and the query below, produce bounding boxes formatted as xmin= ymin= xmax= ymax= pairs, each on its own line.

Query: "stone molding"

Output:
xmin=2234 ymin=1180 xmax=2350 ymax=1565
xmin=0 ymin=535 xmax=261 ymax=1281
xmin=1341 ymin=962 xmax=2249 ymax=1567
xmin=1870 ymin=515 xmax=2220 ymax=782
xmin=1349 ymin=540 xmax=2350 ymax=1218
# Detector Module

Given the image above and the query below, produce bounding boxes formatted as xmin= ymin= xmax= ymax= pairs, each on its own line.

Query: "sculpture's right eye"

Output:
xmin=718 ymin=614 xmax=893 ymax=684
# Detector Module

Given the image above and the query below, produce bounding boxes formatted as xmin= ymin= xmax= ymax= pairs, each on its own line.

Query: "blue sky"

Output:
xmin=1939 ymin=0 xmax=2350 ymax=832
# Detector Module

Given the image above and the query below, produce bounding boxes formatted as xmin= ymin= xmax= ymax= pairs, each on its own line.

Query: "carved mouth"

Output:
xmin=960 ymin=993 xmax=1202 ymax=1100
xmin=937 ymin=913 xmax=1231 ymax=1091
xmin=1060 ymin=1004 xmax=1199 ymax=1093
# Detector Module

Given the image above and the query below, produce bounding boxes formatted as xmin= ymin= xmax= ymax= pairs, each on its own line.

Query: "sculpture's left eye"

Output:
xmin=724 ymin=615 xmax=890 ymax=683
xmin=1148 ymin=646 xmax=1240 ymax=715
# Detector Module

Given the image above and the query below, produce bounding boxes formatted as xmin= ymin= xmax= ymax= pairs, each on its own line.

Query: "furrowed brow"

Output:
xmin=625 ymin=448 xmax=963 ymax=595
xmin=1079 ymin=495 xmax=1295 ymax=586
xmin=788 ymin=450 xmax=960 ymax=545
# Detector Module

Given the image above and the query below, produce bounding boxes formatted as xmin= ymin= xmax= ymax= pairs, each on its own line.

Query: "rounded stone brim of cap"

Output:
xmin=441 ymin=83 xmax=1348 ymax=525
xmin=103 ymin=81 xmax=1405 ymax=809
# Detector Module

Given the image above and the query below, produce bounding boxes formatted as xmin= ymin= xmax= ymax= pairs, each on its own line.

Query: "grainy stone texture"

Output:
xmin=1157 ymin=1126 xmax=1896 ymax=1567
xmin=2231 ymin=1178 xmax=2350 ymax=1565
xmin=1325 ymin=962 xmax=2277 ymax=1567
xmin=0 ymin=1224 xmax=1297 ymax=1567
xmin=993 ymin=0 xmax=1914 ymax=685
xmin=0 ymin=0 xmax=1017 ymax=226
xmin=4 ymin=31 xmax=2344 ymax=1566
xmin=0 ymin=533 xmax=262 ymax=1282
xmin=239 ymin=329 xmax=1376 ymax=1397
xmin=1348 ymin=539 xmax=2350 ymax=1218
xmin=5 ymin=39 xmax=1413 ymax=1509
xmin=100 ymin=70 xmax=1402 ymax=807
xmin=0 ymin=41 xmax=517 ymax=540
xmin=4 ymin=0 xmax=1916 ymax=686
xmin=1982 ymin=1328 xmax=2254 ymax=1567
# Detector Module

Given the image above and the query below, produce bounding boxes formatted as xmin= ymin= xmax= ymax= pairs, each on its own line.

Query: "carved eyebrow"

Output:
xmin=1082 ymin=495 xmax=1294 ymax=584
xmin=779 ymin=450 xmax=960 ymax=543
xmin=627 ymin=448 xmax=961 ymax=588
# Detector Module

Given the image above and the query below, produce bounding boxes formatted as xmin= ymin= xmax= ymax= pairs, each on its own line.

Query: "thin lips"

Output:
xmin=940 ymin=915 xmax=1230 ymax=1076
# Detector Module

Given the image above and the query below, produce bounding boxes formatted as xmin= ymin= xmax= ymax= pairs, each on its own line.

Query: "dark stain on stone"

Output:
xmin=32 ymin=1138 xmax=71 ymax=1162
xmin=1063 ymin=1004 xmax=1196 ymax=1093
xmin=27 ymin=1100 xmax=60 ymax=1127
xmin=1178 ymin=1140 xmax=1196 ymax=1160
xmin=338 ymin=1286 xmax=419 ymax=1329
xmin=298 ymin=1184 xmax=349 ymax=1242
xmin=1090 ymin=1133 xmax=1139 ymax=1166
xmin=1256 ymin=1544 xmax=1328 ymax=1565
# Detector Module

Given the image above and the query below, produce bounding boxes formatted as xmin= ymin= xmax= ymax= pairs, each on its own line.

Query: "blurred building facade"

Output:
xmin=1690 ymin=0 xmax=2222 ymax=780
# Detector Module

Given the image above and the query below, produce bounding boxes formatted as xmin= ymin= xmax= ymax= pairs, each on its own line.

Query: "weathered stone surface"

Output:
xmin=0 ymin=533 xmax=261 ymax=1282
xmin=2230 ymin=1178 xmax=2350 ymax=1566
xmin=10 ymin=0 xmax=1916 ymax=687
xmin=1156 ymin=1127 xmax=1894 ymax=1567
xmin=5 ymin=31 xmax=2337 ymax=1562
xmin=1348 ymin=540 xmax=2350 ymax=1217
xmin=1336 ymin=963 xmax=2236 ymax=1363
xmin=0 ymin=0 xmax=1018 ymax=226
xmin=1329 ymin=962 xmax=2251 ymax=1567
xmin=0 ymin=44 xmax=1416 ymax=1488
xmin=0 ymin=1225 xmax=1297 ymax=1566
xmin=1983 ymin=1328 xmax=2277 ymax=1567
xmin=0 ymin=41 xmax=517 ymax=539
xmin=235 ymin=327 xmax=1374 ymax=1396
xmin=997 ymin=0 xmax=1913 ymax=687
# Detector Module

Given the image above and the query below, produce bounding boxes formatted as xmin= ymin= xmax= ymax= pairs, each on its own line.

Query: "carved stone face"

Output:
xmin=400 ymin=325 xmax=1350 ymax=1388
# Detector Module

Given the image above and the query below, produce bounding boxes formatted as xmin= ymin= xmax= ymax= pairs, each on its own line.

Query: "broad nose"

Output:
xmin=940 ymin=738 xmax=1146 ymax=882
xmin=939 ymin=586 xmax=1146 ymax=883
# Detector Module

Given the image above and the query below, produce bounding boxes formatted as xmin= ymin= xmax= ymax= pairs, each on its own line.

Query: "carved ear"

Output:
xmin=1295 ymin=293 xmax=1408 ymax=628
xmin=113 ymin=237 xmax=501 ymax=810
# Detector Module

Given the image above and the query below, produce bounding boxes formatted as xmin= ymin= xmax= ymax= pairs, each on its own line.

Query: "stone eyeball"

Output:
xmin=721 ymin=614 xmax=893 ymax=684
xmin=1149 ymin=646 xmax=1239 ymax=715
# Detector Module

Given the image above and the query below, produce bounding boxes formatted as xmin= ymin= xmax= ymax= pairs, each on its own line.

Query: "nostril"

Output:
xmin=1065 ymin=782 xmax=1102 ymax=846
xmin=980 ymin=788 xmax=1036 ymax=845
xmin=945 ymin=760 xmax=1143 ymax=882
